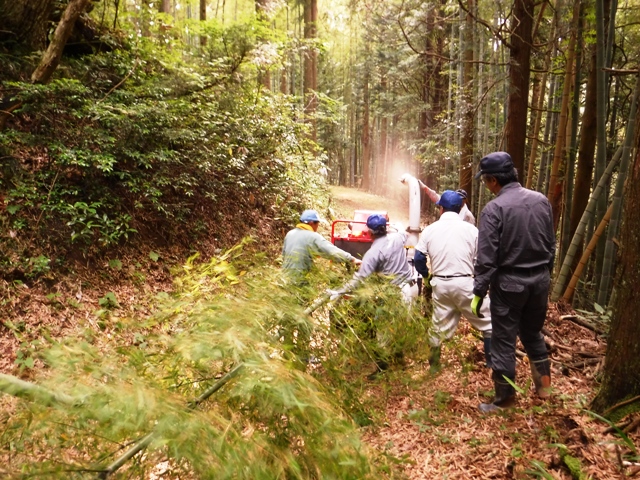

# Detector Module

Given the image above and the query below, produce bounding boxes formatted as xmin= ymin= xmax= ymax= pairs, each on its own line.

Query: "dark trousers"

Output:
xmin=489 ymin=268 xmax=550 ymax=381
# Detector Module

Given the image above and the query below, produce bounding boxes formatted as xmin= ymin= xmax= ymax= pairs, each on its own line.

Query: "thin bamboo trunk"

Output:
xmin=552 ymin=144 xmax=623 ymax=301
xmin=562 ymin=203 xmax=614 ymax=302
xmin=596 ymin=74 xmax=640 ymax=306
xmin=560 ymin=17 xmax=583 ymax=268
xmin=459 ymin=0 xmax=474 ymax=195
xmin=547 ymin=0 xmax=580 ymax=228
xmin=593 ymin=0 xmax=609 ymax=293
xmin=536 ymin=74 xmax=558 ymax=192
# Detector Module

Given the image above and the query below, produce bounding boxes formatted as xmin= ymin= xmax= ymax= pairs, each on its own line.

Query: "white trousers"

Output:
xmin=428 ymin=276 xmax=491 ymax=347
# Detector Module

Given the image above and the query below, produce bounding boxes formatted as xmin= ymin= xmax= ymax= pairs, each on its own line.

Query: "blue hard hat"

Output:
xmin=300 ymin=209 xmax=321 ymax=223
xmin=436 ymin=190 xmax=463 ymax=209
xmin=366 ymin=214 xmax=388 ymax=232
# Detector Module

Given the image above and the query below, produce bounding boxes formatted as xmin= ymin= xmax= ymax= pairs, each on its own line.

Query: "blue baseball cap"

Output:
xmin=300 ymin=209 xmax=321 ymax=223
xmin=475 ymin=151 xmax=515 ymax=179
xmin=366 ymin=214 xmax=388 ymax=233
xmin=436 ymin=190 xmax=463 ymax=209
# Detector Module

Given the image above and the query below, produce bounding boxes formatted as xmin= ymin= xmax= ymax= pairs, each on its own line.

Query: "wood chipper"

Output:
xmin=330 ymin=209 xmax=389 ymax=260
xmin=329 ymin=173 xmax=423 ymax=260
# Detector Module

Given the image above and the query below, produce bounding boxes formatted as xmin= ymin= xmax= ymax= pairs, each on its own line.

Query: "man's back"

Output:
xmin=282 ymin=227 xmax=353 ymax=276
xmin=417 ymin=212 xmax=478 ymax=276
xmin=477 ymin=182 xmax=555 ymax=271
xmin=356 ymin=232 xmax=411 ymax=285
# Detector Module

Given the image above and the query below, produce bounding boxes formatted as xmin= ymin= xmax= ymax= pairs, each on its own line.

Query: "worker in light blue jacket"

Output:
xmin=282 ymin=209 xmax=361 ymax=284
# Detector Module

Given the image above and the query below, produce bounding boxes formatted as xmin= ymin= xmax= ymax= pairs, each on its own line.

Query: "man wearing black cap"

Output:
xmin=471 ymin=152 xmax=556 ymax=413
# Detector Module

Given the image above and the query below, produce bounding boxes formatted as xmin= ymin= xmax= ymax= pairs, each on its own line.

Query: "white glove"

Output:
xmin=326 ymin=289 xmax=344 ymax=302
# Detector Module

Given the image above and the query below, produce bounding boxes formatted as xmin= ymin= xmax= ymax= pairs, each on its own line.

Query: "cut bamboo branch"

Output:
xmin=99 ymin=434 xmax=154 ymax=479
xmin=101 ymin=363 xmax=244 ymax=478
xmin=563 ymin=357 xmax=602 ymax=369
xmin=0 ymin=373 xmax=76 ymax=407
xmin=188 ymin=363 xmax=244 ymax=408
xmin=562 ymin=203 xmax=614 ymax=302
xmin=603 ymin=395 xmax=640 ymax=416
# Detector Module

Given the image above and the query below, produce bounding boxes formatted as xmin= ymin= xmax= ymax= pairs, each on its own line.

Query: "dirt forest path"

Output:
xmin=327 ymin=186 xmax=625 ymax=480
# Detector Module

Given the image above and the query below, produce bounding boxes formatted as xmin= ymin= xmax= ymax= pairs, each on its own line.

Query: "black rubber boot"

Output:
xmin=482 ymin=334 xmax=492 ymax=368
xmin=428 ymin=345 xmax=441 ymax=373
xmin=530 ymin=358 xmax=552 ymax=399
xmin=367 ymin=359 xmax=389 ymax=380
xmin=479 ymin=376 xmax=516 ymax=413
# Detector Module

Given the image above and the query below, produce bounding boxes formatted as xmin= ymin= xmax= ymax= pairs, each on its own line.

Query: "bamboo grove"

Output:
xmin=2 ymin=0 xmax=640 ymax=473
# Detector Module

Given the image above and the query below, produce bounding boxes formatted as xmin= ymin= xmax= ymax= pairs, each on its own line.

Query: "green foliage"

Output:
xmin=0 ymin=27 xmax=327 ymax=277
xmin=0 ymin=243 xmax=387 ymax=478
xmin=98 ymin=291 xmax=119 ymax=309
xmin=525 ymin=459 xmax=557 ymax=479
xmin=586 ymin=410 xmax=638 ymax=456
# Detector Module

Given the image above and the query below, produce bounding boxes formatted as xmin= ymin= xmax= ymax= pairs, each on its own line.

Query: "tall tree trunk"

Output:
xmin=361 ymin=71 xmax=371 ymax=191
xmin=560 ymin=14 xmax=583 ymax=269
xmin=303 ymin=0 xmax=317 ymax=142
xmin=159 ymin=0 xmax=171 ymax=13
xmin=593 ymin=0 xmax=609 ymax=293
xmin=537 ymin=74 xmax=559 ymax=193
xmin=504 ymin=0 xmax=533 ymax=180
xmin=0 ymin=0 xmax=55 ymax=49
xmin=378 ymin=75 xmax=389 ymax=194
xmin=547 ymin=0 xmax=580 ymax=230
xmin=31 ymin=0 xmax=92 ymax=85
xmin=200 ymin=0 xmax=207 ymax=47
xmin=591 ymin=125 xmax=640 ymax=414
xmin=459 ymin=0 xmax=474 ymax=196
xmin=256 ymin=0 xmax=271 ymax=90
xmin=570 ymin=47 xmax=598 ymax=238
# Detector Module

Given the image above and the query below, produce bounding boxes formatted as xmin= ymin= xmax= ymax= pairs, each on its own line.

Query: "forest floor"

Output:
xmin=0 ymin=186 xmax=637 ymax=479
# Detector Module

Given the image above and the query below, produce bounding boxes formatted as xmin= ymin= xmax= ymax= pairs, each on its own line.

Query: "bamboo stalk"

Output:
xmin=0 ymin=373 xmax=76 ymax=406
xmin=596 ymin=74 xmax=640 ymax=305
xmin=551 ymin=146 xmax=621 ymax=301
xmin=562 ymin=203 xmax=614 ymax=302
xmin=99 ymin=434 xmax=154 ymax=479
xmin=188 ymin=363 xmax=244 ymax=408
xmin=101 ymin=363 xmax=244 ymax=478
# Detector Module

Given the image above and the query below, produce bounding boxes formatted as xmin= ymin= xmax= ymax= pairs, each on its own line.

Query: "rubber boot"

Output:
xmin=479 ymin=376 xmax=516 ymax=413
xmin=367 ymin=359 xmax=389 ymax=380
xmin=530 ymin=358 xmax=552 ymax=399
xmin=482 ymin=333 xmax=492 ymax=368
xmin=428 ymin=345 xmax=441 ymax=373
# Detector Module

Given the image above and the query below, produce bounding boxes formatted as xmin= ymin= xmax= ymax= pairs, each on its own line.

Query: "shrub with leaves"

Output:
xmin=0 ymin=28 xmax=329 ymax=278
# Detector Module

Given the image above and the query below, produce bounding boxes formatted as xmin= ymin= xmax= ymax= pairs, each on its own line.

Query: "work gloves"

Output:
xmin=471 ymin=295 xmax=484 ymax=318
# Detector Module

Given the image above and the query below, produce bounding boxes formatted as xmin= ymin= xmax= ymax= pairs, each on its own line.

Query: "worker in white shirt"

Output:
xmin=413 ymin=190 xmax=491 ymax=371
xmin=420 ymin=182 xmax=476 ymax=225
